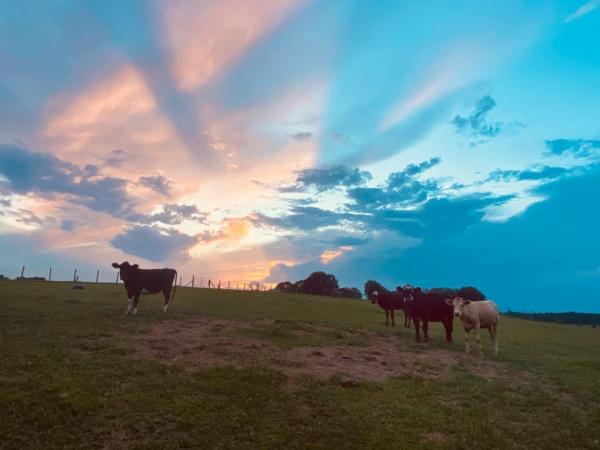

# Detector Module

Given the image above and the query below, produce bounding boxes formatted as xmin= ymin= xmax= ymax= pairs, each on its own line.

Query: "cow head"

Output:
xmin=370 ymin=290 xmax=379 ymax=304
xmin=445 ymin=296 xmax=471 ymax=318
xmin=111 ymin=261 xmax=139 ymax=283
xmin=399 ymin=284 xmax=419 ymax=303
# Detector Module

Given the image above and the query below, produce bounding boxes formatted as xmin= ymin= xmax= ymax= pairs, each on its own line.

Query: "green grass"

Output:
xmin=1 ymin=280 xmax=599 ymax=449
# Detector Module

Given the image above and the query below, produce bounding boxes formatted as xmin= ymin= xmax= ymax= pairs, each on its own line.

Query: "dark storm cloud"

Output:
xmin=111 ymin=225 xmax=198 ymax=262
xmin=280 ymin=165 xmax=372 ymax=193
xmin=0 ymin=144 xmax=135 ymax=218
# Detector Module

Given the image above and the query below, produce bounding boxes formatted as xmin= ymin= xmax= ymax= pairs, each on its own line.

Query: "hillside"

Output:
xmin=1 ymin=281 xmax=599 ymax=449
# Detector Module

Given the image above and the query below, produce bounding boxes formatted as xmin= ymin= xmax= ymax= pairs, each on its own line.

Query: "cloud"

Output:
xmin=12 ymin=209 xmax=46 ymax=227
xmin=565 ymin=0 xmax=599 ymax=22
xmin=451 ymin=95 xmax=523 ymax=139
xmin=0 ymin=144 xmax=135 ymax=218
xmin=111 ymin=225 xmax=198 ymax=262
xmin=544 ymin=139 xmax=600 ymax=158
xmin=348 ymin=157 xmax=441 ymax=210
xmin=487 ymin=165 xmax=570 ymax=182
xmin=253 ymin=206 xmax=356 ymax=232
xmin=128 ymin=204 xmax=207 ymax=225
xmin=280 ymin=165 xmax=372 ymax=193
xmin=138 ymin=174 xmax=173 ymax=197
xmin=61 ymin=220 xmax=76 ymax=231
xmin=292 ymin=131 xmax=313 ymax=141
xmin=102 ymin=149 xmax=127 ymax=168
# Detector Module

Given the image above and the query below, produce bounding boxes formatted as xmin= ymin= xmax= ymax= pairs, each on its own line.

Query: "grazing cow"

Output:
xmin=446 ymin=297 xmax=500 ymax=356
xmin=112 ymin=262 xmax=177 ymax=314
xmin=399 ymin=285 xmax=453 ymax=343
xmin=370 ymin=290 xmax=410 ymax=327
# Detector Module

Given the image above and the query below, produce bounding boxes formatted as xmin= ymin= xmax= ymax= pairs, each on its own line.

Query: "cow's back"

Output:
xmin=139 ymin=269 xmax=176 ymax=293
xmin=377 ymin=292 xmax=404 ymax=310
xmin=469 ymin=300 xmax=500 ymax=327
xmin=410 ymin=293 xmax=452 ymax=322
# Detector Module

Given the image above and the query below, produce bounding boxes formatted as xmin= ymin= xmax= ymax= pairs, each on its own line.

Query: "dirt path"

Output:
xmin=120 ymin=317 xmax=526 ymax=386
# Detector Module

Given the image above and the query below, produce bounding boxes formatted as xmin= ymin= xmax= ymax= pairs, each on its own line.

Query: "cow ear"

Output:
xmin=132 ymin=264 xmax=139 ymax=269
xmin=445 ymin=298 xmax=453 ymax=305
xmin=462 ymin=300 xmax=471 ymax=305
xmin=111 ymin=263 xmax=120 ymax=268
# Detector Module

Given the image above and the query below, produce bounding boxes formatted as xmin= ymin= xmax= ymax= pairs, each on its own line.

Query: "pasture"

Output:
xmin=1 ymin=281 xmax=599 ymax=449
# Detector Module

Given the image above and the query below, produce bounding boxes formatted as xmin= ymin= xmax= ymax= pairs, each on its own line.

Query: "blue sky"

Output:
xmin=0 ymin=0 xmax=599 ymax=312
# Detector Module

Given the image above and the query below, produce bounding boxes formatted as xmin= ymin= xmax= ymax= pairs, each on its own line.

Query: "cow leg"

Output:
xmin=404 ymin=311 xmax=410 ymax=328
xmin=423 ymin=320 xmax=429 ymax=342
xmin=385 ymin=310 xmax=389 ymax=326
xmin=162 ymin=287 xmax=171 ymax=312
xmin=390 ymin=309 xmax=395 ymax=327
xmin=443 ymin=320 xmax=452 ymax=343
xmin=132 ymin=293 xmax=141 ymax=315
xmin=414 ymin=320 xmax=421 ymax=342
xmin=125 ymin=296 xmax=133 ymax=315
xmin=475 ymin=324 xmax=483 ymax=355
xmin=463 ymin=328 xmax=471 ymax=354
xmin=489 ymin=323 xmax=499 ymax=356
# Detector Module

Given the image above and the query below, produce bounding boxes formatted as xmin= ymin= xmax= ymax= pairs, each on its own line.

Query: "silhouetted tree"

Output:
xmin=428 ymin=287 xmax=457 ymax=298
xmin=299 ymin=271 xmax=339 ymax=295
xmin=275 ymin=281 xmax=295 ymax=293
xmin=364 ymin=280 xmax=387 ymax=298
xmin=333 ymin=287 xmax=363 ymax=299
xmin=456 ymin=286 xmax=486 ymax=301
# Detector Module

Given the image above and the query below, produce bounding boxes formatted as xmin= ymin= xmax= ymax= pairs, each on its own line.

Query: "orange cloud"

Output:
xmin=320 ymin=246 xmax=354 ymax=264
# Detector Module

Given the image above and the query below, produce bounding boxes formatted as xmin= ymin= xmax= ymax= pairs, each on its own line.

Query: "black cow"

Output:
xmin=370 ymin=290 xmax=411 ymax=327
xmin=399 ymin=285 xmax=453 ymax=343
xmin=112 ymin=262 xmax=177 ymax=314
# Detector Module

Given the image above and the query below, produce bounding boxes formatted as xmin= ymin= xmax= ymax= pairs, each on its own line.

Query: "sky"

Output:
xmin=1 ymin=0 xmax=599 ymax=312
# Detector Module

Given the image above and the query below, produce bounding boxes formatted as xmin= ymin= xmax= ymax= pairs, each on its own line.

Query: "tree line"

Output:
xmin=505 ymin=311 xmax=599 ymax=327
xmin=275 ymin=271 xmax=486 ymax=301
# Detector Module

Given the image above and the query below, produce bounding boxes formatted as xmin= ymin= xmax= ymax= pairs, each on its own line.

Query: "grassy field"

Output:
xmin=1 ymin=280 xmax=599 ymax=449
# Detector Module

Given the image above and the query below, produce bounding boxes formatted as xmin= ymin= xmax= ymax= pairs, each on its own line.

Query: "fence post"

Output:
xmin=96 ymin=270 xmax=100 ymax=283
xmin=227 ymin=281 xmax=230 ymax=289
xmin=73 ymin=269 xmax=77 ymax=282
xmin=20 ymin=265 xmax=25 ymax=278
xmin=218 ymin=280 xmax=221 ymax=289
xmin=191 ymin=275 xmax=195 ymax=288
xmin=200 ymin=278 xmax=203 ymax=288
xmin=48 ymin=267 xmax=52 ymax=282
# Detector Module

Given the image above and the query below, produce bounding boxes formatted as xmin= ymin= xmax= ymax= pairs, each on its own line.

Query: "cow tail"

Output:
xmin=170 ymin=270 xmax=178 ymax=305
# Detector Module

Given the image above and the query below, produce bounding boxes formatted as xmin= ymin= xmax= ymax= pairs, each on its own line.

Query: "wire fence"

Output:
xmin=1 ymin=264 xmax=276 ymax=291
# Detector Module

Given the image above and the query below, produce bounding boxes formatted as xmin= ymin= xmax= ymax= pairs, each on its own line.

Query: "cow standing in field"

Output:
xmin=112 ymin=262 xmax=177 ymax=315
xmin=446 ymin=297 xmax=500 ymax=356
xmin=399 ymin=286 xmax=453 ymax=343
xmin=370 ymin=290 xmax=410 ymax=327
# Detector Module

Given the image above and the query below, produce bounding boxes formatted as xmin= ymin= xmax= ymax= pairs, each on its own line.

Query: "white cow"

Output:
xmin=445 ymin=297 xmax=500 ymax=356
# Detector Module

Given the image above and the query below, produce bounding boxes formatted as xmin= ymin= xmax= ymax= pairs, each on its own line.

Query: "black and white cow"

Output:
xmin=112 ymin=262 xmax=177 ymax=314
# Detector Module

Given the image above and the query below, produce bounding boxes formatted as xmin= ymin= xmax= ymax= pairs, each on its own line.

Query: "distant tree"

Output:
xmin=299 ymin=271 xmax=339 ymax=295
xmin=275 ymin=281 xmax=295 ymax=293
xmin=364 ymin=280 xmax=387 ymax=298
xmin=456 ymin=286 xmax=486 ymax=301
xmin=333 ymin=287 xmax=363 ymax=299
xmin=428 ymin=287 xmax=457 ymax=298
xmin=293 ymin=280 xmax=304 ymax=292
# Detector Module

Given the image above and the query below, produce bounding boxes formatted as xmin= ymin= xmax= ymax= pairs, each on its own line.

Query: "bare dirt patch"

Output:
xmin=124 ymin=317 xmax=522 ymax=384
